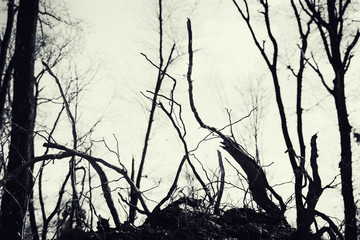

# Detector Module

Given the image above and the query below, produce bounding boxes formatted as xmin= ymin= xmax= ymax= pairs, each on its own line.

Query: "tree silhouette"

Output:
xmin=0 ymin=0 xmax=39 ymax=239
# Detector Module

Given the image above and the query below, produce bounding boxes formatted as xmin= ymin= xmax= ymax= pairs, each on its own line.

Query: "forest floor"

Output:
xmin=59 ymin=198 xmax=295 ymax=240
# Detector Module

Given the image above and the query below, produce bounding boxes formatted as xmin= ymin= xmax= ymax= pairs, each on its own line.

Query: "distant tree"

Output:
xmin=235 ymin=75 xmax=267 ymax=165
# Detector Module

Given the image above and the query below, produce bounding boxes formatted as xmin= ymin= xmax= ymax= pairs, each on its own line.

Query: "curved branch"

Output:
xmin=43 ymin=142 xmax=151 ymax=219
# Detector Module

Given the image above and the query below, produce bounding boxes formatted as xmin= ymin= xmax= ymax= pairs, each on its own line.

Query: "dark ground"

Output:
xmin=59 ymin=198 xmax=295 ymax=240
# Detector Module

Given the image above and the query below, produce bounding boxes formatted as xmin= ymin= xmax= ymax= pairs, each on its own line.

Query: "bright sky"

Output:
xmin=28 ymin=0 xmax=360 ymax=227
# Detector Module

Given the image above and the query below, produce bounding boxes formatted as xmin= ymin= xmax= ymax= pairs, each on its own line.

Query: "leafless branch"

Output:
xmin=159 ymin=102 xmax=214 ymax=204
xmin=307 ymin=53 xmax=334 ymax=94
xmin=213 ymin=150 xmax=225 ymax=215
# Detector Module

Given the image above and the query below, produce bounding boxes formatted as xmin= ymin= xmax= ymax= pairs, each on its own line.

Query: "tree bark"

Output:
xmin=334 ymin=73 xmax=357 ymax=240
xmin=0 ymin=0 xmax=39 ymax=239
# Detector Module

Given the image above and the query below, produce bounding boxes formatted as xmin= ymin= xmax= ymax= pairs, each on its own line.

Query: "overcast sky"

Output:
xmin=19 ymin=0 xmax=359 ymax=226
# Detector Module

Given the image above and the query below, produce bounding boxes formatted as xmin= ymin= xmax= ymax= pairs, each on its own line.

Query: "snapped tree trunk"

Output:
xmin=295 ymin=134 xmax=323 ymax=239
xmin=221 ymin=138 xmax=283 ymax=216
xmin=0 ymin=0 xmax=39 ymax=239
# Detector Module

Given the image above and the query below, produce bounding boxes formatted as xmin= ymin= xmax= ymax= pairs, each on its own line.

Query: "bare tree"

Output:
xmin=0 ymin=0 xmax=15 ymax=136
xmin=0 ymin=1 xmax=39 ymax=239
xmin=301 ymin=1 xmax=359 ymax=239
xmin=231 ymin=0 xmax=359 ymax=239
xmin=129 ymin=0 xmax=168 ymax=224
xmin=186 ymin=18 xmax=286 ymax=217
xmin=1 ymin=1 xmax=357 ymax=239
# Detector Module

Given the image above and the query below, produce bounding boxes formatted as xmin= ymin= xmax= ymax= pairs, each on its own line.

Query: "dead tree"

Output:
xmin=186 ymin=18 xmax=286 ymax=218
xmin=301 ymin=1 xmax=359 ymax=239
xmin=231 ymin=0 xmax=307 ymax=227
xmin=0 ymin=0 xmax=15 ymax=135
xmin=230 ymin=1 xmax=353 ymax=238
xmin=0 ymin=140 xmax=150 ymax=232
xmin=129 ymin=0 xmax=169 ymax=224
xmin=0 ymin=0 xmax=39 ymax=239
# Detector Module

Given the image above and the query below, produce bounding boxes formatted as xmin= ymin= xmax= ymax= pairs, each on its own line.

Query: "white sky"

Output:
xmin=13 ymin=0 xmax=358 ymax=228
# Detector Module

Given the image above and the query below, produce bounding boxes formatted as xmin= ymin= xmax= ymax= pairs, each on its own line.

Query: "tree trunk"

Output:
xmin=334 ymin=72 xmax=357 ymax=240
xmin=0 ymin=0 xmax=39 ymax=239
xmin=28 ymin=190 xmax=40 ymax=240
xmin=328 ymin=6 xmax=357 ymax=236
xmin=318 ymin=1 xmax=358 ymax=237
xmin=0 ymin=0 xmax=15 ymax=134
